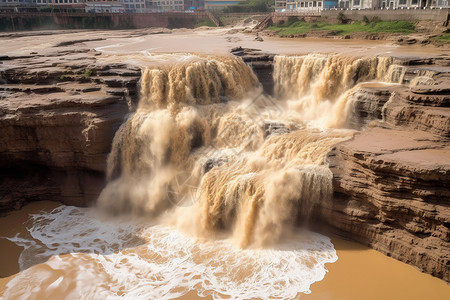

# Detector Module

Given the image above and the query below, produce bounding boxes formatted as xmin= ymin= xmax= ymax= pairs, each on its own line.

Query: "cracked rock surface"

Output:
xmin=0 ymin=47 xmax=140 ymax=213
xmin=325 ymin=66 xmax=450 ymax=282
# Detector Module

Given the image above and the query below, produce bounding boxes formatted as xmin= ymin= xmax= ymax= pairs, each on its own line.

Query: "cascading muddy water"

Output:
xmin=98 ymin=53 xmax=416 ymax=248
xmin=3 ymin=53 xmax=418 ymax=299
xmin=97 ymin=54 xmax=364 ymax=248
xmin=273 ymin=54 xmax=408 ymax=128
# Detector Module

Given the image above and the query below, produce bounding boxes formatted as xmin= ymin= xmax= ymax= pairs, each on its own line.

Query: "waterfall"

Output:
xmin=100 ymin=54 xmax=417 ymax=247
xmin=272 ymin=55 xmax=406 ymax=127
xmin=8 ymin=52 xmax=429 ymax=299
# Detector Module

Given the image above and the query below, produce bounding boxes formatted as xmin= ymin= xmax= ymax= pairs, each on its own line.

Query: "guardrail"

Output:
xmin=271 ymin=10 xmax=321 ymax=16
xmin=0 ymin=11 xmax=211 ymax=17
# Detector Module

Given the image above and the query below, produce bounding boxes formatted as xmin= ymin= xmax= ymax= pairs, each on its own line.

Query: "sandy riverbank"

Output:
xmin=1 ymin=27 xmax=448 ymax=60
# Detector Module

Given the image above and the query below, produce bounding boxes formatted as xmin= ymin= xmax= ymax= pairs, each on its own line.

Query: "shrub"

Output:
xmin=83 ymin=70 xmax=92 ymax=78
xmin=337 ymin=12 xmax=349 ymax=24
xmin=371 ymin=16 xmax=381 ymax=24
xmin=362 ymin=15 xmax=370 ymax=24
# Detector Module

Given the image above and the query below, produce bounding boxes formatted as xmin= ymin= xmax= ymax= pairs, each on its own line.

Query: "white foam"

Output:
xmin=4 ymin=206 xmax=337 ymax=300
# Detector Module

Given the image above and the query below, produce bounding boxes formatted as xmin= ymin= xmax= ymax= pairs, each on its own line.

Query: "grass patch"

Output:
xmin=268 ymin=20 xmax=415 ymax=36
xmin=434 ymin=33 xmax=450 ymax=43
xmin=195 ymin=19 xmax=216 ymax=28
xmin=83 ymin=69 xmax=92 ymax=78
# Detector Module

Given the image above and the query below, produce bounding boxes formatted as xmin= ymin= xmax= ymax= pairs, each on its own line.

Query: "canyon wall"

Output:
xmin=324 ymin=62 xmax=450 ymax=281
xmin=0 ymin=48 xmax=139 ymax=212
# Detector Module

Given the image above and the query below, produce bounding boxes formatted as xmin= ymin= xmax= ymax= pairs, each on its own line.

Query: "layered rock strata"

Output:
xmin=326 ymin=71 xmax=450 ymax=281
xmin=0 ymin=48 xmax=140 ymax=213
xmin=231 ymin=47 xmax=274 ymax=95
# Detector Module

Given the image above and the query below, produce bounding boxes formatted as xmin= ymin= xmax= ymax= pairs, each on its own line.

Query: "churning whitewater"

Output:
xmin=2 ymin=53 xmax=416 ymax=299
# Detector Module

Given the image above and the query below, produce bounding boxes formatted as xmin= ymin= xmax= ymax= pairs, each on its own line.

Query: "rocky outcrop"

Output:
xmin=325 ymin=70 xmax=450 ymax=281
xmin=347 ymin=84 xmax=396 ymax=130
xmin=0 ymin=48 xmax=140 ymax=214
xmin=231 ymin=47 xmax=274 ymax=95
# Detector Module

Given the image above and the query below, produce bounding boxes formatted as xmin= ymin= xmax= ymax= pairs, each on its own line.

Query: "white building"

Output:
xmin=379 ymin=0 xmax=449 ymax=8
xmin=338 ymin=0 xmax=449 ymax=8
xmin=145 ymin=0 xmax=184 ymax=11
xmin=119 ymin=0 xmax=147 ymax=11
xmin=0 ymin=0 xmax=34 ymax=6
xmin=275 ymin=0 xmax=286 ymax=10
xmin=280 ymin=0 xmax=339 ymax=11
xmin=85 ymin=1 xmax=125 ymax=12
xmin=0 ymin=0 xmax=83 ymax=6
xmin=34 ymin=0 xmax=85 ymax=6
xmin=277 ymin=0 xmax=449 ymax=9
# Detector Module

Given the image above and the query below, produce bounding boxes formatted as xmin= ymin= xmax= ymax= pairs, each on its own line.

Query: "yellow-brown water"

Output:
xmin=1 ymin=53 xmax=445 ymax=299
xmin=99 ymin=54 xmax=409 ymax=248
xmin=1 ymin=202 xmax=449 ymax=300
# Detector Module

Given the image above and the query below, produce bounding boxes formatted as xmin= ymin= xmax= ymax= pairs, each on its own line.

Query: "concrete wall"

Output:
xmin=0 ymin=12 xmax=212 ymax=31
xmin=272 ymin=15 xmax=320 ymax=23
xmin=322 ymin=8 xmax=449 ymax=22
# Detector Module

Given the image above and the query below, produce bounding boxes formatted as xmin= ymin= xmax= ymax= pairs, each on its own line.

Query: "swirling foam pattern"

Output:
xmin=3 ymin=206 xmax=337 ymax=300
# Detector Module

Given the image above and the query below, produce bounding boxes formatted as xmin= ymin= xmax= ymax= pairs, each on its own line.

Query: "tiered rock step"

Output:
xmin=326 ymin=59 xmax=450 ymax=282
xmin=0 ymin=48 xmax=142 ymax=214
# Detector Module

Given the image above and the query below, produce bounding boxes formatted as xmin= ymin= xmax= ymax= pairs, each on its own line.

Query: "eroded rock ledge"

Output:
xmin=0 ymin=48 xmax=140 ymax=212
xmin=325 ymin=72 xmax=450 ymax=282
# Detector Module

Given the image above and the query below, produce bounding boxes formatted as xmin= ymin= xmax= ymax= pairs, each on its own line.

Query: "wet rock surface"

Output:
xmin=325 ymin=67 xmax=450 ymax=282
xmin=0 ymin=48 xmax=140 ymax=214
xmin=231 ymin=47 xmax=274 ymax=95
xmin=263 ymin=122 xmax=290 ymax=138
xmin=346 ymin=85 xmax=396 ymax=130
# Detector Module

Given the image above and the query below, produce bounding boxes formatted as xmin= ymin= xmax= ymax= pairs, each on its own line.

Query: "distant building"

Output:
xmin=33 ymin=0 xmax=51 ymax=6
xmin=323 ymin=0 xmax=338 ymax=8
xmin=118 ymin=0 xmax=147 ymax=11
xmin=275 ymin=0 xmax=286 ymax=10
xmin=204 ymin=0 xmax=241 ymax=10
xmin=0 ymin=0 xmax=83 ymax=7
xmin=184 ymin=0 xmax=202 ymax=10
xmin=277 ymin=0 xmax=339 ymax=11
xmin=0 ymin=0 xmax=34 ymax=6
xmin=34 ymin=0 xmax=85 ymax=7
xmin=277 ymin=0 xmax=449 ymax=9
xmin=145 ymin=0 xmax=185 ymax=11
xmin=338 ymin=0 xmax=449 ymax=8
xmin=379 ymin=0 xmax=449 ymax=8
xmin=85 ymin=1 xmax=125 ymax=12
xmin=338 ymin=0 xmax=381 ymax=8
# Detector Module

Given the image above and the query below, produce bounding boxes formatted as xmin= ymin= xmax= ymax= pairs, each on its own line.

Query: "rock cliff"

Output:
xmin=0 ymin=48 xmax=140 ymax=213
xmin=325 ymin=66 xmax=450 ymax=281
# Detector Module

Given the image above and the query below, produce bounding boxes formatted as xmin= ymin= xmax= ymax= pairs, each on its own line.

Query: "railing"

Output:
xmin=0 ymin=11 xmax=211 ymax=17
xmin=319 ymin=6 xmax=450 ymax=10
xmin=205 ymin=10 xmax=220 ymax=26
xmin=272 ymin=9 xmax=321 ymax=16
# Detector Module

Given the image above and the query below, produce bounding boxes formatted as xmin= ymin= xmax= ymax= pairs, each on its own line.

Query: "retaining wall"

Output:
xmin=0 ymin=12 xmax=212 ymax=31
xmin=322 ymin=8 xmax=449 ymax=23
